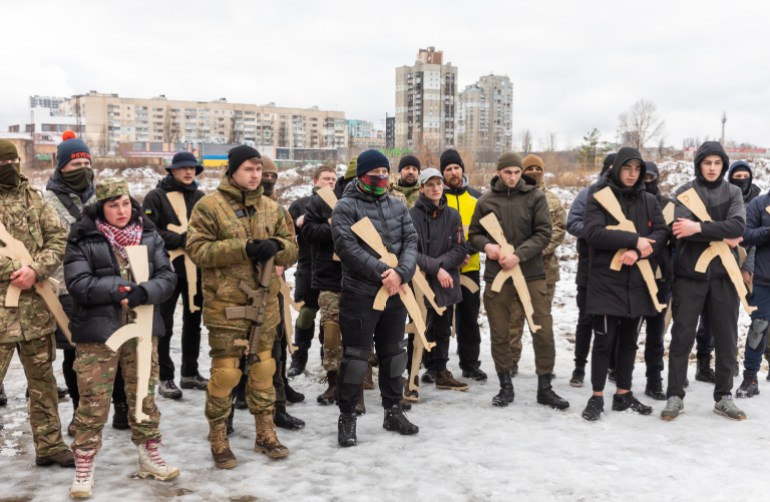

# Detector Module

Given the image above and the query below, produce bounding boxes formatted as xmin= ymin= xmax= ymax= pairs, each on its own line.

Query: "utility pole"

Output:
xmin=721 ymin=111 xmax=727 ymax=145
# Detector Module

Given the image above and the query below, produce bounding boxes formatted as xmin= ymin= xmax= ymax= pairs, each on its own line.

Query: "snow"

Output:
xmin=3 ymin=163 xmax=770 ymax=501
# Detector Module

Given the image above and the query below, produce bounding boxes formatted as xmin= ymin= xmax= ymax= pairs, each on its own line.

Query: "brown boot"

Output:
xmin=364 ymin=365 xmax=374 ymax=390
xmin=355 ymin=386 xmax=366 ymax=415
xmin=254 ymin=412 xmax=289 ymax=459
xmin=435 ymin=370 xmax=469 ymax=391
xmin=209 ymin=421 xmax=238 ymax=469
xmin=402 ymin=374 xmax=420 ymax=402
xmin=36 ymin=447 xmax=75 ymax=467
xmin=317 ymin=371 xmax=337 ymax=405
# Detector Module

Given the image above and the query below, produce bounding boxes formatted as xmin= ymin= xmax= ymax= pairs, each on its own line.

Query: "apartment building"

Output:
xmin=456 ymin=74 xmax=513 ymax=163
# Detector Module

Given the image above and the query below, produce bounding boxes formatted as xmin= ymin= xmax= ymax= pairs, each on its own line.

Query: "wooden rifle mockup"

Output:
xmin=278 ymin=275 xmax=301 ymax=354
xmin=165 ymin=191 xmax=200 ymax=313
xmin=317 ymin=185 xmax=341 ymax=262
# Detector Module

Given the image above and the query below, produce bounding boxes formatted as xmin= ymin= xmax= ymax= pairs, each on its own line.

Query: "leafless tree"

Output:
xmin=617 ymin=99 xmax=665 ymax=150
xmin=521 ymin=129 xmax=533 ymax=154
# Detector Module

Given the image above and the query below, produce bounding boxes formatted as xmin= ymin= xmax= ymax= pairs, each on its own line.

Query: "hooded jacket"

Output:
xmin=583 ymin=148 xmax=669 ymax=318
xmin=331 ymin=179 xmax=418 ymax=298
xmin=568 ymin=169 xmax=612 ymax=288
xmin=444 ymin=175 xmax=482 ymax=274
xmin=743 ymin=192 xmax=770 ymax=286
xmin=673 ymin=142 xmax=746 ymax=281
xmin=63 ymin=201 xmax=177 ymax=344
xmin=409 ymin=193 xmax=467 ymax=307
xmin=303 ymin=176 xmax=350 ymax=292
xmin=468 ymin=174 xmax=551 ymax=284
xmin=644 ymin=161 xmax=675 ymax=287
xmin=728 ymin=161 xmax=761 ymax=204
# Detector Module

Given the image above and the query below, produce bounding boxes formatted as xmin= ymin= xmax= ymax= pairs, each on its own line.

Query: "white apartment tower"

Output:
xmin=457 ymin=74 xmax=513 ymax=163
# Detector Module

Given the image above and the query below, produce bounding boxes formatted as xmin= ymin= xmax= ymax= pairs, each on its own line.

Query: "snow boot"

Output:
xmin=69 ymin=449 xmax=96 ymax=498
xmin=274 ymin=405 xmax=305 ymax=430
xmin=644 ymin=378 xmax=667 ymax=401
xmin=137 ymin=439 xmax=180 ymax=481
xmin=661 ymin=396 xmax=684 ymax=421
xmin=112 ymin=401 xmax=129 ymax=430
xmin=209 ymin=421 xmax=237 ymax=469
xmin=569 ymin=366 xmax=585 ymax=388
xmin=317 ymin=371 xmax=337 ymax=405
xmin=536 ymin=374 xmax=569 ymax=410
xmin=612 ymin=392 xmax=652 ymax=415
xmin=695 ymin=355 xmax=715 ymax=383
xmin=581 ymin=395 xmax=604 ymax=421
xmin=383 ymin=404 xmax=419 ymax=435
xmin=337 ymin=413 xmax=357 ymax=447
xmin=714 ymin=395 xmax=747 ymax=420
xmin=492 ymin=371 xmax=514 ymax=407
xmin=254 ymin=412 xmax=289 ymax=459
xmin=435 ymin=369 xmax=469 ymax=391
xmin=736 ymin=369 xmax=759 ymax=399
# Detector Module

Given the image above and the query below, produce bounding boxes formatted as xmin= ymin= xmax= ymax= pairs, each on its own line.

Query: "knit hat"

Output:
xmin=344 ymin=157 xmax=358 ymax=180
xmin=262 ymin=156 xmax=278 ymax=175
xmin=398 ymin=154 xmax=421 ymax=173
xmin=418 ymin=167 xmax=442 ymax=186
xmin=57 ymin=131 xmax=91 ymax=171
xmin=439 ymin=149 xmax=464 ymax=174
xmin=167 ymin=151 xmax=203 ymax=175
xmin=96 ymin=177 xmax=130 ymax=202
xmin=356 ymin=149 xmax=390 ymax=178
xmin=227 ymin=145 xmax=261 ymax=176
xmin=0 ymin=140 xmax=18 ymax=162
xmin=522 ymin=154 xmax=545 ymax=170
xmin=496 ymin=152 xmax=523 ymax=170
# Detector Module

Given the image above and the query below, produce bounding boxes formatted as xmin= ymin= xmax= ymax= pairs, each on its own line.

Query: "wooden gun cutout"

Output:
xmin=317 ymin=185 xmax=341 ymax=262
xmin=404 ymin=265 xmax=446 ymax=395
xmin=278 ymin=275 xmax=302 ymax=354
xmin=165 ymin=192 xmax=200 ymax=313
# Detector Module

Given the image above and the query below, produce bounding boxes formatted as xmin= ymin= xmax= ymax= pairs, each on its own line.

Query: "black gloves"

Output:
xmin=112 ymin=281 xmax=138 ymax=304
xmin=126 ymin=286 xmax=148 ymax=309
xmin=245 ymin=239 xmax=281 ymax=261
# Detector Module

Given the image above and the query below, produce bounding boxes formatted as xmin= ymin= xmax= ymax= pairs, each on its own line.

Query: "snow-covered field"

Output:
xmin=3 ymin=160 xmax=770 ymax=501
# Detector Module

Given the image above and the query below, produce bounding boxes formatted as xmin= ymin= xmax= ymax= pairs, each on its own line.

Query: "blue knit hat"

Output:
xmin=57 ymin=131 xmax=91 ymax=171
xmin=356 ymin=149 xmax=389 ymax=177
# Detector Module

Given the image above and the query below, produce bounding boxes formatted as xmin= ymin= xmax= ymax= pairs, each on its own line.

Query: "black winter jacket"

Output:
xmin=288 ymin=193 xmax=313 ymax=272
xmin=332 ymin=179 xmax=418 ymax=297
xmin=409 ymin=194 xmax=467 ymax=307
xmin=64 ymin=201 xmax=177 ymax=344
xmin=584 ymin=154 xmax=668 ymax=318
xmin=743 ymin=192 xmax=770 ymax=286
xmin=304 ymin=177 xmax=349 ymax=292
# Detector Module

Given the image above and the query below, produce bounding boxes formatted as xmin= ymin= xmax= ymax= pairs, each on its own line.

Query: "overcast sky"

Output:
xmin=3 ymin=0 xmax=767 ymax=150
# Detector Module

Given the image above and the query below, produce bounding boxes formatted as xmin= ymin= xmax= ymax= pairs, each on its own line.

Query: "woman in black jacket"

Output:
xmin=64 ymin=178 xmax=178 ymax=498
xmin=581 ymin=147 xmax=668 ymax=421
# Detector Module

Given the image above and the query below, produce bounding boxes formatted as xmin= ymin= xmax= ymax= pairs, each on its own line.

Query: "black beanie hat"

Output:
xmin=356 ymin=149 xmax=390 ymax=177
xmin=398 ymin=155 xmax=421 ymax=173
xmin=57 ymin=131 xmax=91 ymax=171
xmin=227 ymin=145 xmax=260 ymax=176
xmin=440 ymin=149 xmax=464 ymax=174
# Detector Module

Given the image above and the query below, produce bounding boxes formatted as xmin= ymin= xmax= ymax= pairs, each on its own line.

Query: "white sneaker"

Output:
xmin=69 ymin=449 xmax=96 ymax=499
xmin=137 ymin=440 xmax=180 ymax=481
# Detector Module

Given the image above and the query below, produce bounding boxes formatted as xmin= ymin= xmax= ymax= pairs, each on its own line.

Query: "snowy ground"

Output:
xmin=3 ymin=161 xmax=770 ymax=501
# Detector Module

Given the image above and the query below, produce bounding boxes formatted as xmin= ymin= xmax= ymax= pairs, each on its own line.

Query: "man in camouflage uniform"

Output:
xmin=509 ymin=154 xmax=566 ymax=373
xmin=187 ymin=145 xmax=297 ymax=468
xmin=0 ymin=140 xmax=73 ymax=467
xmin=390 ymin=155 xmax=421 ymax=208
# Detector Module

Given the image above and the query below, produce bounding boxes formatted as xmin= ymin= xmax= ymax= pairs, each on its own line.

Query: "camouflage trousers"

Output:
xmin=510 ymin=281 xmax=556 ymax=368
xmin=0 ymin=342 xmax=13 ymax=382
xmin=71 ymin=337 xmax=161 ymax=451
xmin=206 ymin=327 xmax=276 ymax=424
xmin=319 ymin=291 xmax=342 ymax=372
xmin=0 ymin=334 xmax=68 ymax=457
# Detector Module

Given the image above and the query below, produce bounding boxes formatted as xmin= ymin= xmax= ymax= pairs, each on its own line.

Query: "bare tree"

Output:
xmin=521 ymin=129 xmax=533 ymax=154
xmin=617 ymin=99 xmax=665 ymax=150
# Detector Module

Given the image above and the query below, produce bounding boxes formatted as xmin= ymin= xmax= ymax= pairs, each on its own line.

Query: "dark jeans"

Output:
xmin=667 ymin=277 xmax=738 ymax=402
xmin=590 ymin=315 xmax=642 ymax=393
xmin=644 ymin=287 xmax=671 ymax=380
xmin=573 ymin=285 xmax=594 ymax=368
xmin=338 ymin=291 xmax=407 ymax=413
xmin=424 ymin=306 xmax=454 ymax=372
xmin=273 ymin=295 xmax=289 ymax=407
xmin=695 ymin=307 xmax=715 ymax=358
xmin=455 ymin=271 xmax=481 ymax=371
xmin=158 ymin=271 xmax=203 ymax=381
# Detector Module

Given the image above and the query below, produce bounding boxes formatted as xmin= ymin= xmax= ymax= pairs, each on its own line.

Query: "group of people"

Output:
xmin=0 ymin=131 xmax=767 ymax=498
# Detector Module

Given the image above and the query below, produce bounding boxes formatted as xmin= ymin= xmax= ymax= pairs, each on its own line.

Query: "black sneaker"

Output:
xmin=612 ymin=392 xmax=652 ymax=415
xmin=581 ymin=395 xmax=604 ymax=421
xmin=569 ymin=367 xmax=585 ymax=388
xmin=383 ymin=404 xmax=419 ymax=435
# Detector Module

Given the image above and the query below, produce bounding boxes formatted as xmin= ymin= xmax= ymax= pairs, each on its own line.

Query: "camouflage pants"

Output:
xmin=206 ymin=327 xmax=276 ymax=423
xmin=509 ymin=281 xmax=556 ymax=367
xmin=0 ymin=342 xmax=13 ymax=383
xmin=0 ymin=334 xmax=68 ymax=457
xmin=71 ymin=337 xmax=161 ymax=451
xmin=319 ymin=291 xmax=342 ymax=372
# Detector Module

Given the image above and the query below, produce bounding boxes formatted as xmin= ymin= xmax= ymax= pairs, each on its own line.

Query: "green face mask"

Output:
xmin=0 ymin=163 xmax=20 ymax=189
xmin=62 ymin=167 xmax=94 ymax=192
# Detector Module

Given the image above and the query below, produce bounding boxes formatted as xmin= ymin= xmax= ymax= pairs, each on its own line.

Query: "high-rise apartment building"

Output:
xmin=457 ymin=74 xmax=513 ymax=163
xmin=395 ymin=47 xmax=457 ymax=152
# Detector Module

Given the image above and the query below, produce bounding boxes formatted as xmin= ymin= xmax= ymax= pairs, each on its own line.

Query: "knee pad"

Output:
xmin=296 ymin=306 xmax=318 ymax=330
xmin=748 ymin=318 xmax=770 ymax=351
xmin=208 ymin=357 xmax=242 ymax=398
xmin=248 ymin=351 xmax=276 ymax=390
xmin=380 ymin=340 xmax=408 ymax=379
xmin=339 ymin=346 xmax=370 ymax=385
xmin=323 ymin=321 xmax=341 ymax=351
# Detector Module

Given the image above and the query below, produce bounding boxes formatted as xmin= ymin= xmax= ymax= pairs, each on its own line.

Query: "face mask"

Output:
xmin=0 ymin=163 xmax=20 ymax=188
xmin=645 ymin=180 xmax=659 ymax=195
xmin=731 ymin=178 xmax=751 ymax=195
xmin=526 ymin=171 xmax=544 ymax=185
xmin=261 ymin=179 xmax=276 ymax=196
xmin=62 ymin=167 xmax=94 ymax=192
xmin=359 ymin=174 xmax=389 ymax=196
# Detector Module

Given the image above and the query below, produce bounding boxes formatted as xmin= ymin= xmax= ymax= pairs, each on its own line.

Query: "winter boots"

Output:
xmin=338 ymin=413 xmax=357 ymax=447
xmin=536 ymin=374 xmax=569 ymax=410
xmin=285 ymin=382 xmax=305 ymax=403
xmin=69 ymin=449 xmax=96 ymax=498
xmin=581 ymin=396 xmax=604 ymax=421
xmin=569 ymin=366 xmax=585 ymax=388
xmin=209 ymin=421 xmax=237 ymax=469
xmin=287 ymin=345 xmax=308 ymax=378
xmin=714 ymin=395 xmax=747 ymax=420
xmin=695 ymin=355 xmax=715 ymax=383
xmin=137 ymin=439 xmax=180 ymax=481
xmin=180 ymin=373 xmax=209 ymax=390
xmin=274 ymin=405 xmax=305 ymax=430
xmin=435 ymin=370 xmax=469 ymax=391
xmin=612 ymin=392 xmax=652 ymax=415
xmin=644 ymin=378 xmax=667 ymax=401
xmin=492 ymin=371 xmax=514 ymax=407
xmin=661 ymin=396 xmax=684 ymax=421
xmin=35 ymin=448 xmax=75 ymax=467
xmin=112 ymin=401 xmax=129 ymax=430
xmin=737 ymin=369 xmax=760 ymax=399
xmin=461 ymin=366 xmax=488 ymax=381
xmin=254 ymin=413 xmax=289 ymax=459
xmin=317 ymin=371 xmax=337 ymax=405
xmin=383 ymin=404 xmax=419 ymax=435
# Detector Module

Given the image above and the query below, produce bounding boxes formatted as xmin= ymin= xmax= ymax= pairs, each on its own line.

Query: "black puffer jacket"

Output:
xmin=409 ymin=194 xmax=467 ymax=307
xmin=331 ymin=179 xmax=418 ymax=297
xmin=304 ymin=177 xmax=348 ymax=292
xmin=64 ymin=201 xmax=177 ymax=344
xmin=673 ymin=142 xmax=745 ymax=281
xmin=142 ymin=174 xmax=204 ymax=278
xmin=584 ymin=148 xmax=669 ymax=318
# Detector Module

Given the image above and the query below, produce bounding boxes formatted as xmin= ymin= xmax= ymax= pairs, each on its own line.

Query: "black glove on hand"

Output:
xmin=245 ymin=239 xmax=281 ymax=261
xmin=126 ymin=286 xmax=148 ymax=309
xmin=112 ymin=281 xmax=138 ymax=304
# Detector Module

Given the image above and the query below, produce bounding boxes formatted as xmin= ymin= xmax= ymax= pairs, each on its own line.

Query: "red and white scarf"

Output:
xmin=95 ymin=217 xmax=143 ymax=260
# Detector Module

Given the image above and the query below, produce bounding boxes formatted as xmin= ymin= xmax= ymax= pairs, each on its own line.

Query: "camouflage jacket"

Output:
xmin=0 ymin=179 xmax=67 ymax=343
xmin=186 ymin=176 xmax=297 ymax=335
xmin=44 ymin=190 xmax=96 ymax=295
xmin=540 ymin=182 xmax=566 ymax=285
xmin=390 ymin=181 xmax=420 ymax=208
